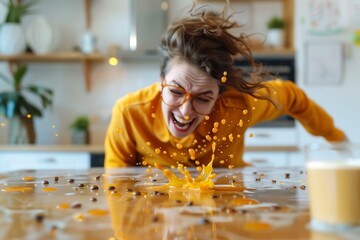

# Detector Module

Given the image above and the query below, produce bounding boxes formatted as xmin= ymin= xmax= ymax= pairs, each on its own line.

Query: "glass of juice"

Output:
xmin=306 ymin=143 xmax=360 ymax=232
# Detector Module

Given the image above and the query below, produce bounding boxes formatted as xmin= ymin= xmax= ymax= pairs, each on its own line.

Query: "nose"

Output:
xmin=179 ymin=97 xmax=193 ymax=116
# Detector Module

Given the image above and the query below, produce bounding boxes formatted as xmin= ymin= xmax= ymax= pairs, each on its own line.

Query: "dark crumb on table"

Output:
xmin=90 ymin=185 xmax=99 ymax=190
xmin=42 ymin=180 xmax=49 ymax=185
xmin=199 ymin=218 xmax=211 ymax=224
xmin=71 ymin=202 xmax=82 ymax=209
xmin=285 ymin=173 xmax=290 ymax=179
xmin=300 ymin=185 xmax=306 ymax=190
xmin=272 ymin=179 xmax=277 ymax=184
xmin=68 ymin=178 xmax=75 ymax=183
xmin=90 ymin=197 xmax=97 ymax=202
xmin=152 ymin=215 xmax=159 ymax=222
xmin=108 ymin=186 xmax=116 ymax=191
xmin=132 ymin=191 xmax=141 ymax=196
xmin=35 ymin=213 xmax=45 ymax=223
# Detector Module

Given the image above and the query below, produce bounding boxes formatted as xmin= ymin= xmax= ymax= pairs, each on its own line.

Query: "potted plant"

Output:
xmin=70 ymin=116 xmax=90 ymax=145
xmin=0 ymin=64 xmax=53 ymax=144
xmin=0 ymin=0 xmax=36 ymax=54
xmin=266 ymin=16 xmax=285 ymax=48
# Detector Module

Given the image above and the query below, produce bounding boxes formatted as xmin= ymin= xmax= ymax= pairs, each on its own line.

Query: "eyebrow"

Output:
xmin=170 ymin=80 xmax=216 ymax=96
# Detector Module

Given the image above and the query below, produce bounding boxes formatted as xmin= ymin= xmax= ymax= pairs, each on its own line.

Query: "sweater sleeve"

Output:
xmin=104 ymin=99 xmax=136 ymax=168
xmin=249 ymin=80 xmax=345 ymax=142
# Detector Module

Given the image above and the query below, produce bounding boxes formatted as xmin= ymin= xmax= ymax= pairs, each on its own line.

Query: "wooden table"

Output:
xmin=0 ymin=167 xmax=357 ymax=239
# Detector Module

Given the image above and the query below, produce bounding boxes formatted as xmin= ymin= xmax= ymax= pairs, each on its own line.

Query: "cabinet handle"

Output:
xmin=251 ymin=158 xmax=268 ymax=163
xmin=254 ymin=133 xmax=270 ymax=138
xmin=41 ymin=158 xmax=56 ymax=163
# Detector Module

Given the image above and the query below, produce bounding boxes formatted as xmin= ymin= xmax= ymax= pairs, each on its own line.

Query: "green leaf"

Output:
xmin=24 ymin=85 xmax=53 ymax=108
xmin=18 ymin=95 xmax=42 ymax=117
xmin=14 ymin=65 xmax=27 ymax=89
xmin=4 ymin=0 xmax=37 ymax=23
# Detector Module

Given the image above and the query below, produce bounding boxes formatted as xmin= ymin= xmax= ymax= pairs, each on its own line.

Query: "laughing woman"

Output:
xmin=104 ymin=9 xmax=346 ymax=168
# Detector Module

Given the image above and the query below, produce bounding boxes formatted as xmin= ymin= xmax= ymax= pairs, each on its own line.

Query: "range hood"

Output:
xmin=120 ymin=0 xmax=168 ymax=61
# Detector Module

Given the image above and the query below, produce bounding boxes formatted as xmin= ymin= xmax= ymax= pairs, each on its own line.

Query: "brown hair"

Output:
xmin=160 ymin=7 xmax=278 ymax=107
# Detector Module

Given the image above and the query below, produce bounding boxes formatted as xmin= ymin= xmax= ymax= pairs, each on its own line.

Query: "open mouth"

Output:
xmin=172 ymin=113 xmax=195 ymax=132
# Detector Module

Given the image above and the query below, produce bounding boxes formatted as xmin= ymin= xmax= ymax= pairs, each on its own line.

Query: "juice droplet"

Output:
xmin=155 ymin=148 xmax=161 ymax=154
xmin=243 ymin=109 xmax=248 ymax=115
xmin=243 ymin=221 xmax=271 ymax=231
xmin=22 ymin=176 xmax=35 ymax=181
xmin=27 ymin=114 xmax=32 ymax=119
xmin=206 ymin=135 xmax=212 ymax=141
xmin=73 ymin=213 xmax=85 ymax=222
xmin=213 ymin=136 xmax=218 ymax=140
xmin=87 ymin=209 xmax=109 ymax=216
xmin=228 ymin=134 xmax=234 ymax=142
xmin=1 ymin=186 xmax=33 ymax=192
xmin=188 ymin=148 xmax=195 ymax=156
xmin=56 ymin=203 xmax=71 ymax=209
xmin=212 ymin=128 xmax=218 ymax=133
xmin=151 ymin=113 xmax=156 ymax=118
xmin=195 ymin=160 xmax=200 ymax=165
xmin=249 ymin=133 xmax=254 ymax=138
xmin=205 ymin=115 xmax=210 ymax=120
xmin=172 ymin=152 xmax=177 ymax=157
xmin=196 ymin=166 xmax=202 ymax=171
xmin=146 ymin=141 xmax=151 ymax=146
xmin=42 ymin=187 xmax=57 ymax=192
xmin=176 ymin=143 xmax=183 ymax=149
xmin=228 ymin=165 xmax=234 ymax=170
xmin=214 ymin=122 xmax=219 ymax=128
xmin=229 ymin=154 xmax=234 ymax=159
xmin=221 ymin=76 xmax=227 ymax=83
xmin=220 ymin=160 xmax=225 ymax=164
xmin=222 ymin=137 xmax=227 ymax=141
xmin=239 ymin=119 xmax=243 ymax=127
xmin=254 ymin=98 xmax=258 ymax=102
xmin=231 ymin=197 xmax=260 ymax=206
xmin=221 ymin=119 xmax=226 ymax=124
xmin=142 ymin=161 xmax=148 ymax=166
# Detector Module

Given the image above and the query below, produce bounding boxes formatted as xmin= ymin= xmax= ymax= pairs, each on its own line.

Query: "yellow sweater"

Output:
xmin=105 ymin=80 xmax=344 ymax=168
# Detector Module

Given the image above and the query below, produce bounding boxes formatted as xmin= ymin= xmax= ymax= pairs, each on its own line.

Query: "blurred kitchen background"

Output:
xmin=0 ymin=0 xmax=360 ymax=170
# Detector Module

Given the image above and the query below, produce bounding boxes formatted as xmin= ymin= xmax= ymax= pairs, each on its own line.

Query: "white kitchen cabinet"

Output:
xmin=244 ymin=127 xmax=301 ymax=167
xmin=0 ymin=152 xmax=91 ymax=173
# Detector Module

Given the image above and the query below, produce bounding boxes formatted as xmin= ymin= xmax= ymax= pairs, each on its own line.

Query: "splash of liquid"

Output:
xmin=154 ymin=142 xmax=217 ymax=191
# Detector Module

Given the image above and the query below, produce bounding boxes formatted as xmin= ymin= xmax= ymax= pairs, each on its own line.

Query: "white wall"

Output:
xmin=294 ymin=0 xmax=360 ymax=145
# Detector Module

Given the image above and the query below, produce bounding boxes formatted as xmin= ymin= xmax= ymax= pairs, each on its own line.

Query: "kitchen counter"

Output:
xmin=0 ymin=145 xmax=104 ymax=153
xmin=0 ymin=166 xmax=357 ymax=239
xmin=0 ymin=144 xmax=300 ymax=153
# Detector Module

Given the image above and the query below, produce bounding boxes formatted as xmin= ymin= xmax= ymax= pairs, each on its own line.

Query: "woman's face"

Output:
xmin=161 ymin=60 xmax=220 ymax=138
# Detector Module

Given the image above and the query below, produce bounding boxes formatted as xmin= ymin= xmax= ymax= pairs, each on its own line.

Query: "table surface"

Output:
xmin=0 ymin=166 xmax=358 ymax=240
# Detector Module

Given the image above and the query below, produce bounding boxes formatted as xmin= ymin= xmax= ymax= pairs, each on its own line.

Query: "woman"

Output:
xmin=105 ymin=9 xmax=346 ymax=168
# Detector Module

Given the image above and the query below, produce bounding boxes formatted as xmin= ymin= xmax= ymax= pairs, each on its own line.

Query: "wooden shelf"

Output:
xmin=0 ymin=52 xmax=104 ymax=62
xmin=0 ymin=52 xmax=105 ymax=91
xmin=251 ymin=47 xmax=295 ymax=56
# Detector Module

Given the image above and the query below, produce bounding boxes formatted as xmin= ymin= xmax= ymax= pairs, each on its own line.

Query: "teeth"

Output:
xmin=174 ymin=115 xmax=192 ymax=124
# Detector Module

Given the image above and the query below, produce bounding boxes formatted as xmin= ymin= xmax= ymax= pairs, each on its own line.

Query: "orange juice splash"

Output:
xmin=154 ymin=142 xmax=217 ymax=191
